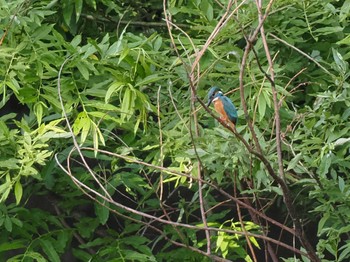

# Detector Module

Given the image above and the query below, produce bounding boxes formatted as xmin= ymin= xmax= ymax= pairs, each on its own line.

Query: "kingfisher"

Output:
xmin=207 ymin=86 xmax=237 ymax=129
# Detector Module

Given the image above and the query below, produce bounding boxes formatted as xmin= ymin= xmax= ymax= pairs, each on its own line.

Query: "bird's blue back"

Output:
xmin=220 ymin=95 xmax=237 ymax=124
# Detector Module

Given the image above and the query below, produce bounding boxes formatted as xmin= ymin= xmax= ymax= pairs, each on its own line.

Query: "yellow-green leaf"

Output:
xmin=14 ymin=180 xmax=23 ymax=205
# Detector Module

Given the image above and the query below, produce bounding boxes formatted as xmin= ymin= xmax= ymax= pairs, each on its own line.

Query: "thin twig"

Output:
xmin=234 ymin=173 xmax=257 ymax=262
xmin=56 ymin=56 xmax=112 ymax=200
xmin=163 ymin=0 xmax=212 ymax=253
xmin=157 ymin=85 xmax=164 ymax=201
xmin=255 ymin=0 xmax=284 ymax=181
xmin=76 ymin=145 xmax=296 ymax=236
xmin=269 ymin=33 xmax=333 ymax=76
xmin=55 ymin=149 xmax=308 ymax=257
xmin=253 ymin=1 xmax=320 ymax=260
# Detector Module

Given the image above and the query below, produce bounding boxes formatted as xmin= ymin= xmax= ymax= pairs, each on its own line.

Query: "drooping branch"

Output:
xmin=55 ymin=147 xmax=308 ymax=258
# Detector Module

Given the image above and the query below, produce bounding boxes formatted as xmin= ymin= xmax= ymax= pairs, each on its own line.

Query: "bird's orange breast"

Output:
xmin=213 ymin=97 xmax=235 ymax=129
xmin=213 ymin=98 xmax=229 ymax=121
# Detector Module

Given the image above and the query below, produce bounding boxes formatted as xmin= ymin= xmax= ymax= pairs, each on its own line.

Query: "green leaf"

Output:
xmin=258 ymin=94 xmax=266 ymax=122
xmin=339 ymin=242 xmax=350 ymax=261
xmin=318 ymin=155 xmax=332 ymax=177
xmin=287 ymin=153 xmax=302 ymax=171
xmin=72 ymin=111 xmax=91 ymax=144
xmin=87 ymin=111 xmax=123 ymax=124
xmin=14 ymin=180 xmax=23 ymax=205
xmin=106 ymin=40 xmax=123 ymax=57
xmin=340 ymin=0 xmax=350 ymax=22
xmin=338 ymin=176 xmax=345 ymax=193
xmin=4 ymin=216 xmax=12 ymax=232
xmin=70 ymin=35 xmax=82 ymax=48
xmin=63 ymin=0 xmax=74 ymax=26
xmin=39 ymin=238 xmax=60 ymax=262
xmin=135 ymin=74 xmax=170 ymax=87
xmin=105 ymin=82 xmax=125 ymax=103
xmin=76 ymin=62 xmax=89 ymax=80
xmin=185 ymin=148 xmax=207 ymax=157
xmin=56 ymin=231 xmax=70 ymax=251
xmin=32 ymin=25 xmax=54 ymax=42
xmin=22 ymin=251 xmax=47 ymax=262
xmin=332 ymin=48 xmax=348 ymax=73
xmin=75 ymin=0 xmax=83 ymax=22
xmin=318 ymin=213 xmax=330 ymax=235
xmin=0 ymin=240 xmax=26 ymax=252
xmin=85 ymin=102 xmax=121 ymax=112
xmin=0 ymin=174 xmax=12 ymax=202
xmin=0 ymin=159 xmax=19 ymax=169
xmin=34 ymin=102 xmax=44 ymax=127
xmin=314 ymin=26 xmax=343 ymax=35
xmin=121 ymin=87 xmax=134 ymax=121
xmin=72 ymin=249 xmax=92 ymax=261
xmin=11 ymin=217 xmax=23 ymax=228
xmin=95 ymin=201 xmax=110 ymax=225
xmin=337 ymin=34 xmax=350 ymax=45
xmin=334 ymin=137 xmax=350 ymax=146
xmin=153 ymin=36 xmax=162 ymax=51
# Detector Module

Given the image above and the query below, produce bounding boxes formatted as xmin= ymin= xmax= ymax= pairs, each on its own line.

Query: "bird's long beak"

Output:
xmin=206 ymin=99 xmax=212 ymax=107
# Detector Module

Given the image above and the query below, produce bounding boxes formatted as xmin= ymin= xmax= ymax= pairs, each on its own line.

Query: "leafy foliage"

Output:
xmin=1 ymin=0 xmax=350 ymax=261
